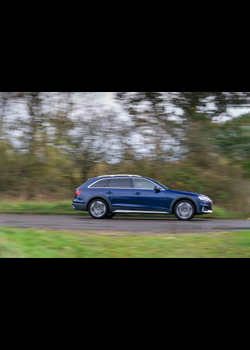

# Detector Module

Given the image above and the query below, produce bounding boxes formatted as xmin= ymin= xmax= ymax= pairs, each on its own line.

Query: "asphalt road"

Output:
xmin=1 ymin=214 xmax=250 ymax=233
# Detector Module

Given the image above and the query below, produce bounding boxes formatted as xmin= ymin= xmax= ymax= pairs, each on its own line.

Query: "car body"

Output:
xmin=72 ymin=175 xmax=213 ymax=221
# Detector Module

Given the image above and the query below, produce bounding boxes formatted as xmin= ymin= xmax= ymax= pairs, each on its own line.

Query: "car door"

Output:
xmin=132 ymin=178 xmax=168 ymax=211
xmin=104 ymin=178 xmax=134 ymax=210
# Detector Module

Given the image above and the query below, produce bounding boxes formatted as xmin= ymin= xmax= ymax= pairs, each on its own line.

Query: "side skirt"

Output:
xmin=113 ymin=210 xmax=170 ymax=214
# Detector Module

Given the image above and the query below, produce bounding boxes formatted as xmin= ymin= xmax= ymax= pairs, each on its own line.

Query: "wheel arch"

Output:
xmin=170 ymin=196 xmax=199 ymax=214
xmin=86 ymin=195 xmax=112 ymax=213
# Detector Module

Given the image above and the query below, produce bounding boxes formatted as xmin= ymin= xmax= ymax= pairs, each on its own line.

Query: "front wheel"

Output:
xmin=89 ymin=199 xmax=108 ymax=219
xmin=174 ymin=200 xmax=195 ymax=221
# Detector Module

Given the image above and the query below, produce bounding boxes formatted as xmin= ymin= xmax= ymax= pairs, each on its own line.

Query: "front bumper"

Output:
xmin=201 ymin=200 xmax=213 ymax=214
xmin=196 ymin=200 xmax=213 ymax=215
xmin=202 ymin=207 xmax=213 ymax=214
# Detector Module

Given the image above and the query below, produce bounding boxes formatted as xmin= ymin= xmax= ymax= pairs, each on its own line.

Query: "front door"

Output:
xmin=132 ymin=178 xmax=167 ymax=211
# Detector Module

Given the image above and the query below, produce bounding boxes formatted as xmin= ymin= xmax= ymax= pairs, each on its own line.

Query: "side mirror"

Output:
xmin=154 ymin=186 xmax=161 ymax=193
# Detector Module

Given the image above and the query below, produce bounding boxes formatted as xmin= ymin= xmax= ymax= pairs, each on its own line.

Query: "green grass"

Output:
xmin=1 ymin=227 xmax=250 ymax=258
xmin=0 ymin=200 xmax=80 ymax=215
xmin=0 ymin=200 xmax=248 ymax=219
xmin=205 ymin=206 xmax=249 ymax=219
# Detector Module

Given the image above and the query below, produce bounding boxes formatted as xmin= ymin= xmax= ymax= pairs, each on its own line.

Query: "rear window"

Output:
xmin=108 ymin=178 xmax=132 ymax=188
xmin=90 ymin=179 xmax=110 ymax=188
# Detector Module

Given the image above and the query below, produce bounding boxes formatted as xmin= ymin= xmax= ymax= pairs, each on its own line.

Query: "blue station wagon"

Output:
xmin=72 ymin=175 xmax=213 ymax=221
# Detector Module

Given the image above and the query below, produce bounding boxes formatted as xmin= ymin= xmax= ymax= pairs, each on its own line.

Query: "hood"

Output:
xmin=169 ymin=189 xmax=200 ymax=196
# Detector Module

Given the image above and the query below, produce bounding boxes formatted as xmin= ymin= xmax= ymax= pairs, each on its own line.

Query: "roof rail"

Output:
xmin=98 ymin=174 xmax=141 ymax=178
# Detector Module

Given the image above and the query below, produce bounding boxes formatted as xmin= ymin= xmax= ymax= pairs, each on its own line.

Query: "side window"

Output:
xmin=133 ymin=179 xmax=156 ymax=190
xmin=109 ymin=178 xmax=132 ymax=188
xmin=90 ymin=179 xmax=110 ymax=188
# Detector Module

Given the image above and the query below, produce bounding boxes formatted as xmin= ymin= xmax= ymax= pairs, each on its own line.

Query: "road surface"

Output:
xmin=1 ymin=214 xmax=250 ymax=234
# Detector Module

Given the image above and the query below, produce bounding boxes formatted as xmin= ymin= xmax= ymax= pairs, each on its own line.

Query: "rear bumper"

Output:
xmin=72 ymin=201 xmax=87 ymax=211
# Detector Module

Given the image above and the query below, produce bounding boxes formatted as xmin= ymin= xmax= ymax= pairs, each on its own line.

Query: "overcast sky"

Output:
xmin=103 ymin=92 xmax=113 ymax=103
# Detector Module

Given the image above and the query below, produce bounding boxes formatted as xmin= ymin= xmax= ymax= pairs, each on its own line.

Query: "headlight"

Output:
xmin=198 ymin=195 xmax=210 ymax=201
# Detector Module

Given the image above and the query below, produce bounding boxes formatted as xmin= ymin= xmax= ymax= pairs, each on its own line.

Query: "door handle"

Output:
xmin=106 ymin=191 xmax=112 ymax=194
xmin=135 ymin=192 xmax=141 ymax=195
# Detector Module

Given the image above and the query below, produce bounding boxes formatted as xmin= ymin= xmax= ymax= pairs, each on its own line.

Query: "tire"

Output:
xmin=174 ymin=200 xmax=195 ymax=221
xmin=89 ymin=199 xmax=108 ymax=219
xmin=106 ymin=213 xmax=116 ymax=219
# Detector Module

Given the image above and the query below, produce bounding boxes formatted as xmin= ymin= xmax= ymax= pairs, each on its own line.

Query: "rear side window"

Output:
xmin=90 ymin=179 xmax=110 ymax=188
xmin=108 ymin=178 xmax=132 ymax=188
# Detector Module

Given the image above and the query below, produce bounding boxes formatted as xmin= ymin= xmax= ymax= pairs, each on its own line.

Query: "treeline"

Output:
xmin=0 ymin=92 xmax=250 ymax=214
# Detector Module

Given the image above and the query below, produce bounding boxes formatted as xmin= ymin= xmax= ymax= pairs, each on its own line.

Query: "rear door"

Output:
xmin=132 ymin=178 xmax=168 ymax=211
xmin=104 ymin=178 xmax=134 ymax=210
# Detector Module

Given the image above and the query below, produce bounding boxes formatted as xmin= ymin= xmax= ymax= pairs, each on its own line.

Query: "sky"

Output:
xmin=103 ymin=92 xmax=114 ymax=104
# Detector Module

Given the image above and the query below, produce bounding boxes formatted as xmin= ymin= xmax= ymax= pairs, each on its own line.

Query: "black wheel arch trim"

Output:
xmin=170 ymin=196 xmax=199 ymax=214
xmin=85 ymin=195 xmax=112 ymax=212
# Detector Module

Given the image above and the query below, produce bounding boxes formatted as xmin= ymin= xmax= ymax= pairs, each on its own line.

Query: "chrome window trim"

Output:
xmin=88 ymin=177 xmax=165 ymax=190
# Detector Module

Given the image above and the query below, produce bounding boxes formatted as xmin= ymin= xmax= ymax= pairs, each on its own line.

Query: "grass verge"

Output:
xmin=1 ymin=227 xmax=250 ymax=258
xmin=0 ymin=201 xmax=80 ymax=215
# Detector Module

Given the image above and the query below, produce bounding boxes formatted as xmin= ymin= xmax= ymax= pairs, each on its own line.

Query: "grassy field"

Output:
xmin=0 ymin=200 xmax=78 ymax=215
xmin=1 ymin=227 xmax=250 ymax=258
xmin=0 ymin=200 xmax=248 ymax=219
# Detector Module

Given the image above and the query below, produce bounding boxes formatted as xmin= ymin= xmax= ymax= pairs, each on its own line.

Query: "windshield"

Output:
xmin=146 ymin=178 xmax=169 ymax=190
xmin=157 ymin=181 xmax=169 ymax=190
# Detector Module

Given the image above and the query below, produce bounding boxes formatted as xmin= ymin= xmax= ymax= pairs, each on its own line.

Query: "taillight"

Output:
xmin=75 ymin=191 xmax=82 ymax=196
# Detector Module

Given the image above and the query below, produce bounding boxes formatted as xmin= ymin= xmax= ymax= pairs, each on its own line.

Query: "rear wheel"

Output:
xmin=174 ymin=200 xmax=195 ymax=221
xmin=89 ymin=199 xmax=108 ymax=219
